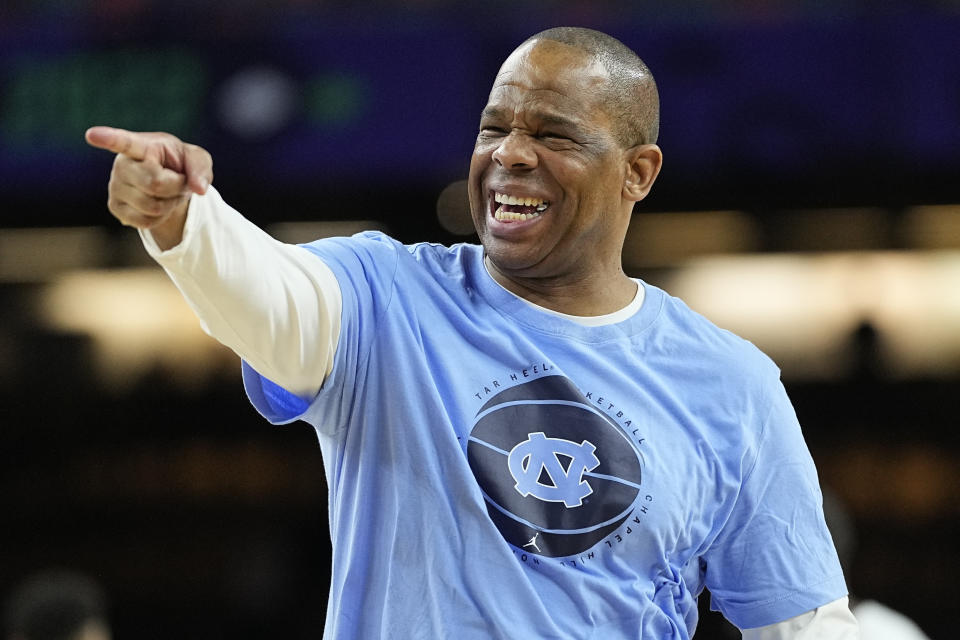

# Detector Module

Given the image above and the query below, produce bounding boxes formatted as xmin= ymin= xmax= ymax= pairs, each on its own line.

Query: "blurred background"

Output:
xmin=1 ymin=1 xmax=958 ymax=638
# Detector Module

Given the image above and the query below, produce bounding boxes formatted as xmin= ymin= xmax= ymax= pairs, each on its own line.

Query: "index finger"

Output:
xmin=85 ymin=126 xmax=149 ymax=161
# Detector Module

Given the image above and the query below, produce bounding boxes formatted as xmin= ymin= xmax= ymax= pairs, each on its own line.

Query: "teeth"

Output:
xmin=492 ymin=192 xmax=551 ymax=222
xmin=494 ymin=206 xmax=542 ymax=222
xmin=494 ymin=192 xmax=547 ymax=207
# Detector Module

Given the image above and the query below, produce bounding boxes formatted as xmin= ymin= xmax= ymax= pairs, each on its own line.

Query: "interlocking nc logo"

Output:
xmin=508 ymin=432 xmax=601 ymax=508
xmin=466 ymin=375 xmax=643 ymax=557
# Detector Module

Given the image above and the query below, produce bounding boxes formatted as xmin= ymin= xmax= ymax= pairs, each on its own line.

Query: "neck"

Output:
xmin=484 ymin=255 xmax=637 ymax=316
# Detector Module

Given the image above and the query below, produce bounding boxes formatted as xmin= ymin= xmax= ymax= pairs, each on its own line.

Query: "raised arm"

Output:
xmin=85 ymin=127 xmax=341 ymax=399
xmin=85 ymin=126 xmax=212 ymax=250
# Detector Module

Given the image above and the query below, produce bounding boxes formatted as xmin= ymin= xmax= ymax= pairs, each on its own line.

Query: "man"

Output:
xmin=86 ymin=27 xmax=858 ymax=639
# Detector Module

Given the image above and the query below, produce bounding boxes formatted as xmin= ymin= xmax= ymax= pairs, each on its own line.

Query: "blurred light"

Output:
xmin=821 ymin=444 xmax=960 ymax=520
xmin=863 ymin=251 xmax=960 ymax=377
xmin=40 ymin=268 xmax=234 ymax=390
xmin=28 ymin=221 xmax=391 ymax=390
xmin=662 ymin=251 xmax=960 ymax=379
xmin=305 ymin=72 xmax=370 ymax=128
xmin=0 ymin=227 xmax=109 ymax=282
xmin=771 ymin=208 xmax=890 ymax=252
xmin=266 ymin=220 xmax=388 ymax=244
xmin=22 ymin=228 xmax=960 ymax=386
xmin=217 ymin=66 xmax=298 ymax=139
xmin=902 ymin=205 xmax=960 ymax=249
xmin=1 ymin=49 xmax=205 ymax=150
xmin=624 ymin=210 xmax=758 ymax=267
xmin=436 ymin=179 xmax=475 ymax=236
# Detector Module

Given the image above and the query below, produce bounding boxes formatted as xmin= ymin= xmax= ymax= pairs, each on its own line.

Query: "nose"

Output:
xmin=491 ymin=131 xmax=538 ymax=170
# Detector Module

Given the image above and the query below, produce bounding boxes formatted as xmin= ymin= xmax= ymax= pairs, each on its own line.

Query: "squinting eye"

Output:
xmin=481 ymin=126 xmax=508 ymax=135
xmin=542 ymin=132 xmax=569 ymax=140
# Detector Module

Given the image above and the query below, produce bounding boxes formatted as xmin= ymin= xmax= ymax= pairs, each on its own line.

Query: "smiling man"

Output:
xmin=470 ymin=33 xmax=661 ymax=318
xmin=86 ymin=27 xmax=858 ymax=640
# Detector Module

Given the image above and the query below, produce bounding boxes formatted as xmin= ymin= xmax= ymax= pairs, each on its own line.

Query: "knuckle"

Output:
xmin=146 ymin=197 xmax=166 ymax=216
xmin=107 ymin=195 xmax=123 ymax=215
xmin=113 ymin=153 xmax=132 ymax=170
xmin=118 ymin=209 xmax=150 ymax=229
xmin=157 ymin=131 xmax=182 ymax=143
xmin=188 ymin=144 xmax=213 ymax=166
xmin=146 ymin=174 xmax=167 ymax=195
xmin=110 ymin=203 xmax=131 ymax=225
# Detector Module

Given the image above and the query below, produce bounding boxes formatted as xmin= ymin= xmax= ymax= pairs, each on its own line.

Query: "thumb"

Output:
xmin=182 ymin=143 xmax=213 ymax=196
xmin=85 ymin=126 xmax=150 ymax=161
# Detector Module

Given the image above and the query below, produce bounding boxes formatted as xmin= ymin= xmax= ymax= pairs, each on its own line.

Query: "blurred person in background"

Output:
xmin=823 ymin=490 xmax=931 ymax=640
xmin=3 ymin=570 xmax=111 ymax=640
xmin=85 ymin=27 xmax=858 ymax=639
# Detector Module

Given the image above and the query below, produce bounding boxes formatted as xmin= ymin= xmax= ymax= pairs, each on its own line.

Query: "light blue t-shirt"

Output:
xmin=242 ymin=232 xmax=846 ymax=639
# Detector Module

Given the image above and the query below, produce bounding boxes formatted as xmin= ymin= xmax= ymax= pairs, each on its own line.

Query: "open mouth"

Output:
xmin=491 ymin=191 xmax=550 ymax=222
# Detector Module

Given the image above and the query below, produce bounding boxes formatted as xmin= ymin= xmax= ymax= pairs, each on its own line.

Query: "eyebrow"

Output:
xmin=480 ymin=107 xmax=582 ymax=130
xmin=539 ymin=113 xmax=580 ymax=129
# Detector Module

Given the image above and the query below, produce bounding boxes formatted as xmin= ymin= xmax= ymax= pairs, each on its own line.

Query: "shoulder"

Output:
xmin=388 ymin=237 xmax=484 ymax=291
xmin=300 ymin=232 xmax=484 ymax=308
xmin=302 ymin=231 xmax=479 ymax=274
xmin=404 ymin=239 xmax=481 ymax=274
xmin=651 ymin=284 xmax=779 ymax=382
xmin=640 ymin=284 xmax=784 ymax=429
xmin=301 ymin=230 xmax=403 ymax=264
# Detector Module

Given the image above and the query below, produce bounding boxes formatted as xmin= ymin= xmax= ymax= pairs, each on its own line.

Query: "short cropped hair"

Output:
xmin=523 ymin=27 xmax=660 ymax=147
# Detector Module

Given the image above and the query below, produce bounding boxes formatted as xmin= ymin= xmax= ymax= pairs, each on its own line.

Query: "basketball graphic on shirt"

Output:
xmin=466 ymin=375 xmax=643 ymax=557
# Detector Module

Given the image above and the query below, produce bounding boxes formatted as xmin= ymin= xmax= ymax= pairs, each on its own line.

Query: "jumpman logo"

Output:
xmin=523 ymin=532 xmax=541 ymax=553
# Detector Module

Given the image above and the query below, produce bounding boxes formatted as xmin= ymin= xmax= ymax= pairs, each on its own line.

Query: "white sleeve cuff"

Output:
xmin=138 ymin=191 xmax=202 ymax=258
xmin=741 ymin=596 xmax=859 ymax=640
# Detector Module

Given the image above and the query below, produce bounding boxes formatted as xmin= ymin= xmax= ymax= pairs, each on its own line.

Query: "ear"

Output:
xmin=622 ymin=144 xmax=663 ymax=202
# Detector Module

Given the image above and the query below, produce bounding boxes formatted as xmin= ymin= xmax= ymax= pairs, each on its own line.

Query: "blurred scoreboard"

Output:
xmin=0 ymin=21 xmax=487 ymax=197
xmin=1 ymin=13 xmax=958 ymax=202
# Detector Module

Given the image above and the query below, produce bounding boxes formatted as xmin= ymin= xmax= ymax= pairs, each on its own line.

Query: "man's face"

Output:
xmin=468 ymin=40 xmax=632 ymax=281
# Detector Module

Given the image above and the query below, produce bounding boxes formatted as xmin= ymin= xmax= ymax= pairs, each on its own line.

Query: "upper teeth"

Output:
xmin=495 ymin=193 xmax=547 ymax=207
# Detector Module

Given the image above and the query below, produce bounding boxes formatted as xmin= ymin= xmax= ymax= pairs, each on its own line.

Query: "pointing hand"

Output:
xmin=85 ymin=126 xmax=214 ymax=249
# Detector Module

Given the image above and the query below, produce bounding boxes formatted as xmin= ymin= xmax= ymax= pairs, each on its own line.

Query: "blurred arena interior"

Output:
xmin=1 ymin=1 xmax=958 ymax=637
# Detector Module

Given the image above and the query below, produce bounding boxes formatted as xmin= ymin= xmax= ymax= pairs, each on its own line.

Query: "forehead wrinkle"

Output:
xmin=485 ymin=85 xmax=591 ymax=124
xmin=492 ymin=62 xmax=608 ymax=97
xmin=483 ymin=106 xmax=591 ymax=137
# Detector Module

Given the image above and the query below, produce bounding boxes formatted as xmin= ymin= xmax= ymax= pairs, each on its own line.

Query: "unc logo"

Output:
xmin=508 ymin=432 xmax=600 ymax=507
xmin=466 ymin=375 xmax=644 ymax=558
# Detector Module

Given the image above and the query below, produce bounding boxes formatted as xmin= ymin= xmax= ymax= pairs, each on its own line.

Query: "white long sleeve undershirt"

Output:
xmin=742 ymin=596 xmax=859 ymax=639
xmin=139 ymin=188 xmax=858 ymax=639
xmin=139 ymin=186 xmax=341 ymax=398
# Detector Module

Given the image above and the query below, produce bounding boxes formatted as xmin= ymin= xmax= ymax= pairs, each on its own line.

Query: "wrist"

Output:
xmin=149 ymin=205 xmax=189 ymax=251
